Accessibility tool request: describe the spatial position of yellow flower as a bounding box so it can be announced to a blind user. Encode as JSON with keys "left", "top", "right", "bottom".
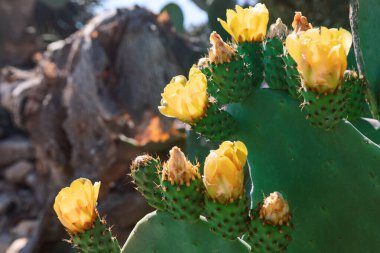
{"left": 162, "top": 146, "right": 200, "bottom": 185}
{"left": 158, "top": 65, "right": 208, "bottom": 123}
{"left": 286, "top": 27, "right": 352, "bottom": 93}
{"left": 218, "top": 4, "right": 269, "bottom": 43}
{"left": 203, "top": 141, "right": 248, "bottom": 203}
{"left": 54, "top": 178, "right": 100, "bottom": 233}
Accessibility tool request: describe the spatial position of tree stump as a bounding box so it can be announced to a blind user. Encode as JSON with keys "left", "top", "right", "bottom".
{"left": 0, "top": 7, "right": 203, "bottom": 252}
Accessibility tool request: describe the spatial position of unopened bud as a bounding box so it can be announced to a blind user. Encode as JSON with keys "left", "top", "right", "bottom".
{"left": 162, "top": 146, "right": 200, "bottom": 185}
{"left": 292, "top": 12, "right": 312, "bottom": 33}
{"left": 208, "top": 31, "right": 236, "bottom": 64}
{"left": 259, "top": 192, "right": 291, "bottom": 225}
{"left": 267, "top": 18, "right": 288, "bottom": 40}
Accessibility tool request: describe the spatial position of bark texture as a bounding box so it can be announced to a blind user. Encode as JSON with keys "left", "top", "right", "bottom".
{"left": 0, "top": 7, "right": 202, "bottom": 252}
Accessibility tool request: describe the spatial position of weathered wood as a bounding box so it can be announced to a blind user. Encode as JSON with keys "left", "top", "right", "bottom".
{"left": 0, "top": 7, "right": 202, "bottom": 252}
{"left": 0, "top": 0, "right": 37, "bottom": 66}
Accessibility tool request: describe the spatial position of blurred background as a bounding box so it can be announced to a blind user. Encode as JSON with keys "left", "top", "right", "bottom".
{"left": 0, "top": 0, "right": 348, "bottom": 252}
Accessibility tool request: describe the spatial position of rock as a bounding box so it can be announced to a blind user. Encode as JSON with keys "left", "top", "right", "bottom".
{"left": 3, "top": 161, "right": 33, "bottom": 184}
{"left": 25, "top": 172, "right": 37, "bottom": 189}
{"left": 0, "top": 107, "right": 16, "bottom": 139}
{"left": 0, "top": 194, "right": 12, "bottom": 214}
{"left": 11, "top": 220, "right": 37, "bottom": 238}
{"left": 0, "top": 138, "right": 34, "bottom": 167}
{"left": 5, "top": 238, "right": 28, "bottom": 253}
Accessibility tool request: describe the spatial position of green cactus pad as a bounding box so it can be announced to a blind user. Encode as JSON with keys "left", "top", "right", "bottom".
{"left": 300, "top": 84, "right": 349, "bottom": 130}
{"left": 130, "top": 155, "right": 166, "bottom": 211}
{"left": 358, "top": 0, "right": 380, "bottom": 106}
{"left": 204, "top": 196, "right": 250, "bottom": 240}
{"left": 264, "top": 38, "right": 287, "bottom": 90}
{"left": 228, "top": 89, "right": 380, "bottom": 252}
{"left": 237, "top": 42, "right": 264, "bottom": 86}
{"left": 200, "top": 67, "right": 230, "bottom": 105}
{"left": 161, "top": 177, "right": 204, "bottom": 223}
{"left": 121, "top": 211, "right": 250, "bottom": 253}
{"left": 191, "top": 103, "right": 237, "bottom": 141}
{"left": 71, "top": 217, "right": 120, "bottom": 253}
{"left": 207, "top": 57, "right": 255, "bottom": 103}
{"left": 344, "top": 71, "right": 366, "bottom": 121}
{"left": 244, "top": 204, "right": 294, "bottom": 253}
{"left": 283, "top": 52, "right": 301, "bottom": 100}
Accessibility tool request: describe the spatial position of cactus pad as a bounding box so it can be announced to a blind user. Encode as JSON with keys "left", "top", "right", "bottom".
{"left": 161, "top": 176, "right": 204, "bottom": 223}
{"left": 245, "top": 203, "right": 294, "bottom": 253}
{"left": 121, "top": 211, "right": 250, "bottom": 253}
{"left": 228, "top": 89, "right": 380, "bottom": 252}
{"left": 204, "top": 196, "right": 249, "bottom": 240}
{"left": 200, "top": 67, "right": 230, "bottom": 105}
{"left": 192, "top": 103, "right": 237, "bottom": 141}
{"left": 71, "top": 217, "right": 120, "bottom": 253}
{"left": 264, "top": 38, "right": 287, "bottom": 90}
{"left": 283, "top": 53, "right": 301, "bottom": 100}
{"left": 345, "top": 71, "right": 366, "bottom": 121}
{"left": 208, "top": 57, "right": 254, "bottom": 103}
{"left": 300, "top": 85, "right": 348, "bottom": 130}
{"left": 130, "top": 155, "right": 166, "bottom": 211}
{"left": 237, "top": 42, "right": 264, "bottom": 86}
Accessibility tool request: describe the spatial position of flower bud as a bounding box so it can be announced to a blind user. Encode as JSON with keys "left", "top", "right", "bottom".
{"left": 197, "top": 57, "right": 209, "bottom": 69}
{"left": 54, "top": 178, "right": 100, "bottom": 233}
{"left": 286, "top": 27, "right": 352, "bottom": 93}
{"left": 162, "top": 146, "right": 200, "bottom": 185}
{"left": 158, "top": 65, "right": 208, "bottom": 123}
{"left": 218, "top": 4, "right": 269, "bottom": 43}
{"left": 259, "top": 192, "right": 291, "bottom": 225}
{"left": 267, "top": 18, "right": 288, "bottom": 40}
{"left": 203, "top": 141, "right": 248, "bottom": 203}
{"left": 292, "top": 12, "right": 312, "bottom": 33}
{"left": 208, "top": 31, "right": 236, "bottom": 64}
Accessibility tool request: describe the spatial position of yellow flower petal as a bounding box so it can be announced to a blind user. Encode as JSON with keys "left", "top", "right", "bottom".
{"left": 285, "top": 33, "right": 301, "bottom": 63}
{"left": 337, "top": 28, "right": 352, "bottom": 55}
{"left": 158, "top": 65, "right": 208, "bottom": 123}
{"left": 203, "top": 141, "right": 247, "bottom": 203}
{"left": 218, "top": 4, "right": 269, "bottom": 42}
{"left": 285, "top": 27, "right": 352, "bottom": 93}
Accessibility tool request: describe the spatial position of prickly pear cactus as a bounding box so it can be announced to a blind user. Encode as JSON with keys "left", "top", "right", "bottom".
{"left": 121, "top": 211, "right": 250, "bottom": 253}
{"left": 54, "top": 2, "right": 380, "bottom": 253}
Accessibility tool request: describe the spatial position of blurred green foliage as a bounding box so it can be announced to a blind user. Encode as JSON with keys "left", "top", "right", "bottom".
{"left": 191, "top": 0, "right": 235, "bottom": 39}
{"left": 161, "top": 3, "right": 185, "bottom": 33}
